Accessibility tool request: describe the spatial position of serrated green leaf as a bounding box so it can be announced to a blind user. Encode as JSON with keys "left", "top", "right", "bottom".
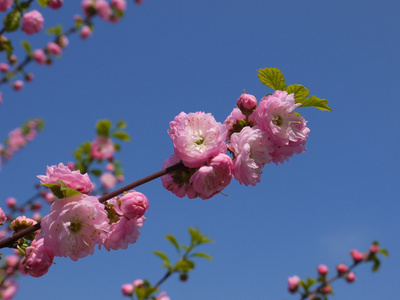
{"left": 116, "top": 120, "right": 127, "bottom": 129}
{"left": 37, "top": 0, "right": 50, "bottom": 7}
{"left": 21, "top": 40, "right": 32, "bottom": 56}
{"left": 113, "top": 131, "right": 131, "bottom": 141}
{"left": 46, "top": 24, "right": 63, "bottom": 36}
{"left": 257, "top": 68, "right": 287, "bottom": 90}
{"left": 165, "top": 234, "right": 180, "bottom": 253}
{"left": 286, "top": 84, "right": 310, "bottom": 103}
{"left": 190, "top": 252, "right": 213, "bottom": 261}
{"left": 4, "top": 10, "right": 21, "bottom": 33}
{"left": 379, "top": 248, "right": 389, "bottom": 257}
{"left": 174, "top": 259, "right": 195, "bottom": 272}
{"left": 96, "top": 120, "right": 112, "bottom": 137}
{"left": 298, "top": 95, "right": 332, "bottom": 112}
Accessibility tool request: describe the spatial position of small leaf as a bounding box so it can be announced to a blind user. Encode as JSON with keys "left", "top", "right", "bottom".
{"left": 37, "top": 0, "right": 50, "bottom": 7}
{"left": 96, "top": 120, "right": 112, "bottom": 137}
{"left": 379, "top": 248, "right": 389, "bottom": 257}
{"left": 298, "top": 95, "right": 332, "bottom": 112}
{"left": 4, "top": 10, "right": 21, "bottom": 32}
{"left": 286, "top": 84, "right": 310, "bottom": 103}
{"left": 46, "top": 24, "right": 63, "bottom": 36}
{"left": 116, "top": 120, "right": 127, "bottom": 129}
{"left": 306, "top": 277, "right": 316, "bottom": 287}
{"left": 257, "top": 68, "right": 287, "bottom": 91}
{"left": 165, "top": 234, "right": 180, "bottom": 253}
{"left": 41, "top": 183, "right": 63, "bottom": 199}
{"left": 152, "top": 250, "right": 170, "bottom": 268}
{"left": 174, "top": 259, "right": 195, "bottom": 272}
{"left": 190, "top": 252, "right": 213, "bottom": 261}
{"left": 19, "top": 1, "right": 31, "bottom": 9}
{"left": 372, "top": 256, "right": 381, "bottom": 272}
{"left": 21, "top": 40, "right": 32, "bottom": 56}
{"left": 113, "top": 131, "right": 131, "bottom": 141}
{"left": 188, "top": 227, "right": 201, "bottom": 244}
{"left": 90, "top": 169, "right": 102, "bottom": 177}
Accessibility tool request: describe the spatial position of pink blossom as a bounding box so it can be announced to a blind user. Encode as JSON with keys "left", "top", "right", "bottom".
{"left": 370, "top": 244, "right": 379, "bottom": 253}
{"left": 6, "top": 197, "right": 16, "bottom": 208}
{"left": 121, "top": 283, "right": 134, "bottom": 296}
{"left": 33, "top": 49, "right": 46, "bottom": 65}
{"left": 317, "top": 264, "right": 329, "bottom": 275}
{"left": 48, "top": 0, "right": 63, "bottom": 9}
{"left": 336, "top": 263, "right": 348, "bottom": 275}
{"left": 0, "top": 63, "right": 9, "bottom": 72}
{"left": 287, "top": 275, "right": 300, "bottom": 293}
{"left": 156, "top": 291, "right": 170, "bottom": 300}
{"left": 91, "top": 136, "right": 114, "bottom": 160}
{"left": 80, "top": 25, "right": 92, "bottom": 40}
{"left": 0, "top": 207, "right": 6, "bottom": 225}
{"left": 133, "top": 279, "right": 144, "bottom": 287}
{"left": 5, "top": 255, "right": 19, "bottom": 267}
{"left": 0, "top": 278, "right": 18, "bottom": 300}
{"left": 102, "top": 216, "right": 144, "bottom": 251}
{"left": 161, "top": 154, "right": 197, "bottom": 199}
{"left": 41, "top": 194, "right": 110, "bottom": 261}
{"left": 350, "top": 249, "right": 364, "bottom": 263}
{"left": 190, "top": 153, "right": 234, "bottom": 199}
{"left": 10, "top": 216, "right": 37, "bottom": 232}
{"left": 66, "top": 161, "right": 75, "bottom": 170}
{"left": 47, "top": 42, "right": 62, "bottom": 56}
{"left": 106, "top": 163, "right": 114, "bottom": 172}
{"left": 100, "top": 172, "right": 117, "bottom": 189}
{"left": 346, "top": 272, "right": 356, "bottom": 282}
{"left": 116, "top": 191, "right": 149, "bottom": 220}
{"left": 224, "top": 108, "right": 246, "bottom": 134}
{"left": 8, "top": 128, "right": 26, "bottom": 151}
{"left": 58, "top": 35, "right": 69, "bottom": 48}
{"left": 24, "top": 233, "right": 54, "bottom": 277}
{"left": 96, "top": 0, "right": 112, "bottom": 21}
{"left": 82, "top": 0, "right": 95, "bottom": 17}
{"left": 112, "top": 0, "right": 127, "bottom": 11}
{"left": 237, "top": 93, "right": 257, "bottom": 112}
{"left": 38, "top": 162, "right": 94, "bottom": 195}
{"left": 229, "top": 126, "right": 273, "bottom": 186}
{"left": 168, "top": 111, "right": 227, "bottom": 168}
{"left": 13, "top": 80, "right": 24, "bottom": 91}
{"left": 0, "top": 0, "right": 12, "bottom": 12}
{"left": 22, "top": 10, "right": 44, "bottom": 35}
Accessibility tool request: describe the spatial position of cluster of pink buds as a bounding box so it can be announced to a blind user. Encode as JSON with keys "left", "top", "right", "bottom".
{"left": 82, "top": 0, "right": 127, "bottom": 23}
{"left": 162, "top": 90, "right": 309, "bottom": 199}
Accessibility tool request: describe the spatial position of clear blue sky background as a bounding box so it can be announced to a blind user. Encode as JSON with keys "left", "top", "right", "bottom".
{"left": 0, "top": 1, "right": 399, "bottom": 299}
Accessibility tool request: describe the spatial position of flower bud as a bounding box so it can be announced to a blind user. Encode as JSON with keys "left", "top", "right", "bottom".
{"left": 12, "top": 80, "right": 24, "bottom": 91}
{"left": 317, "top": 264, "right": 329, "bottom": 276}
{"left": 369, "top": 244, "right": 379, "bottom": 254}
{"left": 180, "top": 273, "right": 188, "bottom": 282}
{"left": 0, "top": 63, "right": 9, "bottom": 72}
{"left": 346, "top": 272, "right": 356, "bottom": 283}
{"left": 350, "top": 249, "right": 364, "bottom": 263}
{"left": 121, "top": 283, "right": 134, "bottom": 296}
{"left": 336, "top": 263, "right": 348, "bottom": 275}
{"left": 237, "top": 93, "right": 257, "bottom": 112}
{"left": 25, "top": 73, "right": 34, "bottom": 82}
{"left": 287, "top": 275, "right": 300, "bottom": 293}
{"left": 22, "top": 10, "right": 44, "bottom": 35}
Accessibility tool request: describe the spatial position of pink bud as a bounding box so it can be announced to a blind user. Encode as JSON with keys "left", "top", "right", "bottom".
{"left": 287, "top": 275, "right": 300, "bottom": 293}
{"left": 47, "top": 42, "right": 62, "bottom": 56}
{"left": 0, "top": 63, "right": 9, "bottom": 72}
{"left": 346, "top": 272, "right": 356, "bottom": 283}
{"left": 33, "top": 49, "right": 46, "bottom": 65}
{"left": 133, "top": 279, "right": 144, "bottom": 287}
{"left": 48, "top": 0, "right": 63, "bottom": 9}
{"left": 237, "top": 93, "right": 257, "bottom": 111}
{"left": 317, "top": 264, "right": 329, "bottom": 275}
{"left": 9, "top": 54, "right": 17, "bottom": 65}
{"left": 0, "top": 0, "right": 13, "bottom": 12}
{"left": 370, "top": 244, "right": 379, "bottom": 254}
{"left": 121, "top": 284, "right": 134, "bottom": 296}
{"left": 58, "top": 35, "right": 69, "bottom": 49}
{"left": 25, "top": 73, "right": 34, "bottom": 82}
{"left": 12, "top": 80, "right": 24, "bottom": 91}
{"left": 350, "top": 249, "right": 364, "bottom": 263}
{"left": 336, "top": 263, "right": 348, "bottom": 275}
{"left": 135, "top": 0, "right": 144, "bottom": 3}
{"left": 0, "top": 207, "right": 7, "bottom": 225}
{"left": 80, "top": 25, "right": 92, "bottom": 40}
{"left": 322, "top": 285, "right": 332, "bottom": 294}
{"left": 22, "top": 10, "right": 44, "bottom": 35}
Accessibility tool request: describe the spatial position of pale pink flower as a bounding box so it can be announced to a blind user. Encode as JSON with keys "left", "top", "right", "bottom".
{"left": 80, "top": 25, "right": 92, "bottom": 40}
{"left": 47, "top": 42, "right": 62, "bottom": 56}
{"left": 190, "top": 153, "right": 234, "bottom": 199}
{"left": 317, "top": 264, "right": 329, "bottom": 275}
{"left": 0, "top": 229, "right": 7, "bottom": 239}
{"left": 224, "top": 108, "right": 246, "bottom": 134}
{"left": 82, "top": 0, "right": 95, "bottom": 17}
{"left": 38, "top": 163, "right": 94, "bottom": 195}
{"left": 102, "top": 216, "right": 144, "bottom": 251}
{"left": 161, "top": 154, "right": 197, "bottom": 199}
{"left": 156, "top": 291, "right": 170, "bottom": 300}
{"left": 0, "top": 0, "right": 12, "bottom": 12}
{"left": 0, "top": 278, "right": 18, "bottom": 300}
{"left": 22, "top": 10, "right": 44, "bottom": 35}
{"left": 91, "top": 136, "right": 114, "bottom": 159}
{"left": 0, "top": 207, "right": 7, "bottom": 225}
{"left": 58, "top": 35, "right": 69, "bottom": 48}
{"left": 237, "top": 93, "right": 257, "bottom": 112}
{"left": 66, "top": 161, "right": 75, "bottom": 170}
{"left": 288, "top": 275, "right": 300, "bottom": 293}
{"left": 24, "top": 233, "right": 54, "bottom": 277}
{"left": 350, "top": 249, "right": 364, "bottom": 262}
{"left": 5, "top": 255, "right": 19, "bottom": 268}
{"left": 13, "top": 80, "right": 24, "bottom": 91}
{"left": 168, "top": 111, "right": 227, "bottom": 168}
{"left": 106, "top": 163, "right": 114, "bottom": 172}
{"left": 33, "top": 49, "right": 46, "bottom": 64}
{"left": 229, "top": 126, "right": 273, "bottom": 186}
{"left": 100, "top": 172, "right": 117, "bottom": 189}
{"left": 41, "top": 194, "right": 110, "bottom": 261}
{"left": 48, "top": 0, "right": 63, "bottom": 9}
{"left": 133, "top": 279, "right": 144, "bottom": 287}
{"left": 96, "top": 0, "right": 112, "bottom": 21}
{"left": 115, "top": 191, "right": 149, "bottom": 220}
{"left": 121, "top": 283, "right": 134, "bottom": 296}
{"left": 8, "top": 128, "right": 25, "bottom": 151}
{"left": 112, "top": 0, "right": 127, "bottom": 11}
{"left": 0, "top": 63, "right": 9, "bottom": 72}
{"left": 10, "top": 216, "right": 37, "bottom": 232}
{"left": 336, "top": 263, "right": 348, "bottom": 275}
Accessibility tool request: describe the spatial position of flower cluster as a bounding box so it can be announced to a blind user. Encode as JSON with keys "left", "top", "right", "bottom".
{"left": 162, "top": 91, "right": 310, "bottom": 199}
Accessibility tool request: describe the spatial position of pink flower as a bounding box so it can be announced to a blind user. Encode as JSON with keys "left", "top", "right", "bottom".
{"left": 100, "top": 172, "right": 117, "bottom": 189}
{"left": 317, "top": 264, "right": 329, "bottom": 275}
{"left": 168, "top": 111, "right": 227, "bottom": 168}
{"left": 350, "top": 249, "right": 364, "bottom": 263}
{"left": 112, "top": 0, "right": 127, "bottom": 11}
{"left": 6, "top": 197, "right": 16, "bottom": 208}
{"left": 13, "top": 80, "right": 24, "bottom": 91}
{"left": 190, "top": 153, "right": 234, "bottom": 199}
{"left": 102, "top": 216, "right": 144, "bottom": 251}
{"left": 0, "top": 279, "right": 18, "bottom": 300}
{"left": 0, "top": 63, "right": 9, "bottom": 72}
{"left": 48, "top": 0, "right": 63, "bottom": 9}
{"left": 346, "top": 272, "right": 356, "bottom": 283}
{"left": 58, "top": 35, "right": 69, "bottom": 48}
{"left": 41, "top": 194, "right": 110, "bottom": 261}
{"left": 33, "top": 49, "right": 46, "bottom": 64}
{"left": 121, "top": 283, "right": 134, "bottom": 296}
{"left": 117, "top": 190, "right": 149, "bottom": 220}
{"left": 47, "top": 42, "right": 62, "bottom": 56}
{"left": 0, "top": 207, "right": 6, "bottom": 225}
{"left": 82, "top": 0, "right": 95, "bottom": 17}
{"left": 287, "top": 275, "right": 300, "bottom": 293}
{"left": 91, "top": 136, "right": 114, "bottom": 159}
{"left": 24, "top": 233, "right": 54, "bottom": 277}
{"left": 237, "top": 93, "right": 257, "bottom": 112}
{"left": 133, "top": 279, "right": 144, "bottom": 287}
{"left": 229, "top": 126, "right": 273, "bottom": 186}
{"left": 156, "top": 291, "right": 170, "bottom": 300}
{"left": 80, "top": 25, "right": 92, "bottom": 40}
{"left": 224, "top": 108, "right": 247, "bottom": 135}
{"left": 22, "top": 10, "right": 44, "bottom": 35}
{"left": 96, "top": 0, "right": 112, "bottom": 21}
{"left": 7, "top": 128, "right": 25, "bottom": 151}
{"left": 38, "top": 162, "right": 94, "bottom": 195}
{"left": 10, "top": 216, "right": 37, "bottom": 232}
{"left": 161, "top": 154, "right": 197, "bottom": 199}
{"left": 370, "top": 244, "right": 379, "bottom": 253}
{"left": 336, "top": 263, "right": 348, "bottom": 275}
{"left": 0, "top": 0, "right": 12, "bottom": 12}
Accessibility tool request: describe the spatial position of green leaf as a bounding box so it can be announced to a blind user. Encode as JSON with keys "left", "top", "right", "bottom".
{"left": 0, "top": 39, "right": 13, "bottom": 57}
{"left": 21, "top": 40, "right": 32, "bottom": 56}
{"left": 165, "top": 234, "right": 180, "bottom": 253}
{"left": 57, "top": 180, "right": 82, "bottom": 198}
{"left": 286, "top": 84, "right": 310, "bottom": 103}
{"left": 19, "top": 1, "right": 31, "bottom": 9}
{"left": 379, "top": 248, "right": 389, "bottom": 257}
{"left": 174, "top": 259, "right": 195, "bottom": 272}
{"left": 90, "top": 169, "right": 102, "bottom": 177}
{"left": 114, "top": 143, "right": 121, "bottom": 151}
{"left": 41, "top": 183, "right": 63, "bottom": 199}
{"left": 152, "top": 250, "right": 170, "bottom": 268}
{"left": 46, "top": 24, "right": 63, "bottom": 36}
{"left": 190, "top": 252, "right": 213, "bottom": 261}
{"left": 298, "top": 95, "right": 332, "bottom": 112}
{"left": 37, "top": 0, "right": 50, "bottom": 7}
{"left": 257, "top": 68, "right": 287, "bottom": 90}
{"left": 306, "top": 277, "right": 316, "bottom": 287}
{"left": 4, "top": 10, "right": 21, "bottom": 33}
{"left": 188, "top": 227, "right": 201, "bottom": 245}
{"left": 116, "top": 120, "right": 127, "bottom": 129}
{"left": 113, "top": 131, "right": 131, "bottom": 141}
{"left": 96, "top": 120, "right": 112, "bottom": 137}
{"left": 372, "top": 256, "right": 381, "bottom": 272}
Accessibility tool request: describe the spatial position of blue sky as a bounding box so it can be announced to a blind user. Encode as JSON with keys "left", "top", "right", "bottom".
{"left": 0, "top": 0, "right": 399, "bottom": 299}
